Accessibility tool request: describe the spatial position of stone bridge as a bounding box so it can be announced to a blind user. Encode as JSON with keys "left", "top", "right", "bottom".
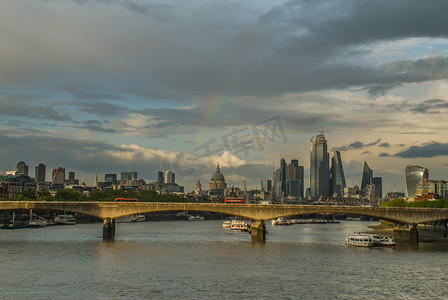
{"left": 1, "top": 201, "right": 448, "bottom": 241}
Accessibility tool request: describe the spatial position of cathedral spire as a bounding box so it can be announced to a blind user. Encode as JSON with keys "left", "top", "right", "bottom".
{"left": 216, "top": 162, "right": 220, "bottom": 173}
{"left": 94, "top": 169, "right": 98, "bottom": 188}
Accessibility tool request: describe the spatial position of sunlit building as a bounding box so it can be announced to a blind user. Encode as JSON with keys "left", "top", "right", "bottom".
{"left": 405, "top": 165, "right": 429, "bottom": 198}
{"left": 209, "top": 163, "right": 227, "bottom": 197}
{"left": 310, "top": 132, "right": 329, "bottom": 200}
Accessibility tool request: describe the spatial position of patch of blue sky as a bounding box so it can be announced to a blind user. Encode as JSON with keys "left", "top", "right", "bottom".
{"left": 338, "top": 37, "right": 448, "bottom": 67}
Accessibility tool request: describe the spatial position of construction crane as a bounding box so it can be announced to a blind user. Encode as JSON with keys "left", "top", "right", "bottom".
{"left": 51, "top": 164, "right": 60, "bottom": 184}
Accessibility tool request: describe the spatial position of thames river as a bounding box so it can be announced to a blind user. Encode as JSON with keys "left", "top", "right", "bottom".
{"left": 1, "top": 219, "right": 447, "bottom": 299}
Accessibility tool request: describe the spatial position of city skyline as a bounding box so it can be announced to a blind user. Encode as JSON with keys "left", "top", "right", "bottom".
{"left": 1, "top": 1, "right": 448, "bottom": 192}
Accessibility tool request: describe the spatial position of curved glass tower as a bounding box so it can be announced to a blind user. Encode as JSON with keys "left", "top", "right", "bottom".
{"left": 330, "top": 151, "right": 346, "bottom": 197}
{"left": 405, "top": 165, "right": 429, "bottom": 198}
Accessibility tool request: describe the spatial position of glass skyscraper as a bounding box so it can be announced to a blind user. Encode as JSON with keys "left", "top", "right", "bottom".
{"left": 330, "top": 151, "right": 346, "bottom": 197}
{"left": 361, "top": 161, "right": 373, "bottom": 190}
{"left": 405, "top": 165, "right": 429, "bottom": 198}
{"left": 310, "top": 132, "right": 329, "bottom": 200}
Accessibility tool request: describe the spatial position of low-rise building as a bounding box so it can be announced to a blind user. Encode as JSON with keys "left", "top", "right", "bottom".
{"left": 0, "top": 174, "right": 37, "bottom": 200}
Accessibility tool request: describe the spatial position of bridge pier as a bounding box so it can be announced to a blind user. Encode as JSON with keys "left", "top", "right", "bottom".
{"left": 394, "top": 223, "right": 419, "bottom": 246}
{"left": 103, "top": 217, "right": 115, "bottom": 241}
{"left": 251, "top": 220, "right": 266, "bottom": 241}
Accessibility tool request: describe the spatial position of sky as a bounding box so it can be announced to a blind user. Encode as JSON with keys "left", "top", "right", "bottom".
{"left": 1, "top": 0, "right": 448, "bottom": 194}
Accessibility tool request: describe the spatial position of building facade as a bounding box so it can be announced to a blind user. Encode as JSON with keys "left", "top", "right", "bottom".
{"left": 121, "top": 171, "right": 138, "bottom": 181}
{"left": 17, "top": 161, "right": 29, "bottom": 176}
{"left": 105, "top": 173, "right": 117, "bottom": 185}
{"left": 35, "top": 163, "right": 46, "bottom": 184}
{"left": 310, "top": 132, "right": 330, "bottom": 200}
{"left": 209, "top": 163, "right": 227, "bottom": 197}
{"left": 405, "top": 165, "right": 429, "bottom": 198}
{"left": 330, "top": 151, "right": 346, "bottom": 197}
{"left": 0, "top": 174, "right": 37, "bottom": 200}
{"left": 361, "top": 161, "right": 373, "bottom": 190}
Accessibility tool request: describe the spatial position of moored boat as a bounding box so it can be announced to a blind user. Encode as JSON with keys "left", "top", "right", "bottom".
{"left": 54, "top": 214, "right": 77, "bottom": 225}
{"left": 188, "top": 215, "right": 205, "bottom": 221}
{"left": 28, "top": 219, "right": 47, "bottom": 228}
{"left": 115, "top": 215, "right": 146, "bottom": 223}
{"left": 271, "top": 217, "right": 293, "bottom": 226}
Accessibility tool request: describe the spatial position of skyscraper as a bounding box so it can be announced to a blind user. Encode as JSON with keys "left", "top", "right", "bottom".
{"left": 310, "top": 132, "right": 330, "bottom": 200}
{"left": 372, "top": 177, "right": 382, "bottom": 198}
{"left": 280, "top": 158, "right": 287, "bottom": 196}
{"left": 52, "top": 166, "right": 65, "bottom": 185}
{"left": 330, "top": 151, "right": 346, "bottom": 197}
{"left": 105, "top": 173, "right": 117, "bottom": 185}
{"left": 361, "top": 161, "right": 373, "bottom": 190}
{"left": 157, "top": 171, "right": 164, "bottom": 185}
{"left": 261, "top": 180, "right": 272, "bottom": 192}
{"left": 286, "top": 160, "right": 304, "bottom": 198}
{"left": 405, "top": 165, "right": 429, "bottom": 198}
{"left": 17, "top": 161, "right": 29, "bottom": 176}
{"left": 35, "top": 163, "right": 46, "bottom": 184}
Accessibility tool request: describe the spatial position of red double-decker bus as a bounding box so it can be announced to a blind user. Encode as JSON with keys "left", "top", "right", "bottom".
{"left": 224, "top": 197, "right": 245, "bottom": 204}
{"left": 114, "top": 198, "right": 139, "bottom": 203}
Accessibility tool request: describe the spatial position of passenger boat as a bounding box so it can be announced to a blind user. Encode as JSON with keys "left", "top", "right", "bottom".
{"left": 115, "top": 215, "right": 146, "bottom": 223}
{"left": 230, "top": 220, "right": 249, "bottom": 232}
{"left": 54, "top": 214, "right": 77, "bottom": 225}
{"left": 345, "top": 233, "right": 374, "bottom": 247}
{"left": 188, "top": 215, "right": 205, "bottom": 221}
{"left": 370, "top": 234, "right": 396, "bottom": 247}
{"left": 271, "top": 218, "right": 293, "bottom": 226}
{"left": 222, "top": 221, "right": 232, "bottom": 228}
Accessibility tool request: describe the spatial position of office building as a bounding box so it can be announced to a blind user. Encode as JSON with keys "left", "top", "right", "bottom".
{"left": 372, "top": 177, "right": 382, "bottom": 198}
{"left": 330, "top": 151, "right": 346, "bottom": 197}
{"left": 121, "top": 171, "right": 138, "bottom": 181}
{"left": 405, "top": 165, "right": 429, "bottom": 198}
{"left": 17, "top": 161, "right": 29, "bottom": 176}
{"left": 361, "top": 162, "right": 373, "bottom": 190}
{"left": 157, "top": 172, "right": 164, "bottom": 185}
{"left": 52, "top": 167, "right": 65, "bottom": 185}
{"left": 105, "top": 174, "right": 117, "bottom": 185}
{"left": 164, "top": 171, "right": 175, "bottom": 184}
{"left": 66, "top": 171, "right": 79, "bottom": 185}
{"left": 310, "top": 132, "right": 330, "bottom": 200}
{"left": 286, "top": 160, "right": 304, "bottom": 198}
{"left": 261, "top": 180, "right": 272, "bottom": 193}
{"left": 35, "top": 163, "right": 46, "bottom": 184}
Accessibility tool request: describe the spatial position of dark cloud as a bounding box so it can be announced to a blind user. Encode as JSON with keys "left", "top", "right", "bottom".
{"left": 379, "top": 152, "right": 390, "bottom": 157}
{"left": 56, "top": 83, "right": 125, "bottom": 101}
{"left": 408, "top": 99, "right": 448, "bottom": 114}
{"left": 2, "top": 0, "right": 448, "bottom": 101}
{"left": 332, "top": 139, "right": 381, "bottom": 151}
{"left": 379, "top": 143, "right": 390, "bottom": 148}
{"left": 394, "top": 142, "right": 448, "bottom": 158}
{"left": 0, "top": 95, "right": 72, "bottom": 121}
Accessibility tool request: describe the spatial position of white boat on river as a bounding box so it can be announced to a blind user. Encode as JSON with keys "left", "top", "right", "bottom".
{"left": 345, "top": 233, "right": 374, "bottom": 247}
{"left": 345, "top": 233, "right": 396, "bottom": 247}
{"left": 54, "top": 214, "right": 77, "bottom": 225}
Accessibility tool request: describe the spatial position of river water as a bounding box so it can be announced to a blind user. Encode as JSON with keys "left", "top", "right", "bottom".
{"left": 1, "top": 219, "right": 447, "bottom": 299}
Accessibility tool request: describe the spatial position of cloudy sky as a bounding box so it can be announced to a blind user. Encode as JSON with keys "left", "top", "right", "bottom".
{"left": 1, "top": 0, "right": 448, "bottom": 193}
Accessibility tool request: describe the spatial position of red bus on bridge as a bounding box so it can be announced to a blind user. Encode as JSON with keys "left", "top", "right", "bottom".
{"left": 224, "top": 197, "right": 245, "bottom": 204}
{"left": 114, "top": 198, "right": 139, "bottom": 203}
